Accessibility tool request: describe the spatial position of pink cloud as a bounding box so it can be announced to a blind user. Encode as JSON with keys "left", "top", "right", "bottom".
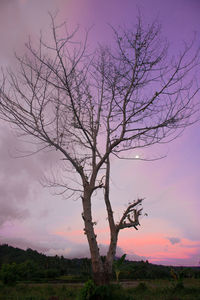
{"left": 117, "top": 232, "right": 200, "bottom": 266}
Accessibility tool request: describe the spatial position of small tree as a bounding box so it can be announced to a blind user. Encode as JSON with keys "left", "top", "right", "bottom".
{"left": 0, "top": 15, "right": 199, "bottom": 285}
{"left": 114, "top": 254, "right": 126, "bottom": 282}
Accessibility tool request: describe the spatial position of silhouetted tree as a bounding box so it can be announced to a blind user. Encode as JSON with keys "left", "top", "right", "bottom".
{"left": 0, "top": 15, "right": 199, "bottom": 285}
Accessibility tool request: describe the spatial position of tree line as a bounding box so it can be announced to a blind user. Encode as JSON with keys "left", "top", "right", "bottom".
{"left": 0, "top": 244, "right": 199, "bottom": 285}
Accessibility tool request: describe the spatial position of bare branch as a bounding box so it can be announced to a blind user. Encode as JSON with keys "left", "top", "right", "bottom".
{"left": 117, "top": 198, "right": 144, "bottom": 231}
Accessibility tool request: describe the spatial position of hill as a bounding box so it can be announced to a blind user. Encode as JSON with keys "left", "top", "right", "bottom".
{"left": 0, "top": 244, "right": 199, "bottom": 284}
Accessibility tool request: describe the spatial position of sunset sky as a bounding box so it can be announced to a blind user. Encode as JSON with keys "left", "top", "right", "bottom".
{"left": 0, "top": 0, "right": 200, "bottom": 266}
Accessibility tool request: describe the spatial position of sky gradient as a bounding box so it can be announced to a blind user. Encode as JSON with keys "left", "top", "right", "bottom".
{"left": 0, "top": 0, "right": 200, "bottom": 266}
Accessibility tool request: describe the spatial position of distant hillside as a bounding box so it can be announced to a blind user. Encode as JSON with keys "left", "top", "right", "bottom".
{"left": 0, "top": 244, "right": 91, "bottom": 276}
{"left": 0, "top": 244, "right": 47, "bottom": 265}
{"left": 0, "top": 244, "right": 199, "bottom": 283}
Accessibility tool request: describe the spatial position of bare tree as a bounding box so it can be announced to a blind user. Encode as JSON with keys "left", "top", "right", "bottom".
{"left": 0, "top": 15, "right": 199, "bottom": 285}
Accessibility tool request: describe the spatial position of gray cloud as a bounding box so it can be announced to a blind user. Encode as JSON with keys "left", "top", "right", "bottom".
{"left": 167, "top": 237, "right": 181, "bottom": 245}
{"left": 0, "top": 199, "right": 29, "bottom": 226}
{"left": 0, "top": 236, "right": 49, "bottom": 253}
{"left": 0, "top": 125, "right": 60, "bottom": 226}
{"left": 41, "top": 240, "right": 125, "bottom": 259}
{"left": 126, "top": 252, "right": 147, "bottom": 262}
{"left": 45, "top": 242, "right": 146, "bottom": 261}
{"left": 0, "top": 128, "right": 33, "bottom": 224}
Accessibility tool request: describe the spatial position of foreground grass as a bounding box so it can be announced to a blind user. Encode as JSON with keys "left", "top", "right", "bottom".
{"left": 0, "top": 279, "right": 199, "bottom": 300}
{"left": 0, "top": 283, "right": 78, "bottom": 300}
{"left": 126, "top": 280, "right": 200, "bottom": 300}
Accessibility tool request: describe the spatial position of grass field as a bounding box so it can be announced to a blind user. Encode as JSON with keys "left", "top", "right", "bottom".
{"left": 0, "top": 278, "right": 199, "bottom": 300}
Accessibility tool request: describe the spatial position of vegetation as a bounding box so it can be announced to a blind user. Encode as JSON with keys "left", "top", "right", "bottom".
{"left": 0, "top": 244, "right": 200, "bottom": 285}
{"left": 0, "top": 244, "right": 92, "bottom": 283}
{"left": 0, "top": 245, "right": 200, "bottom": 299}
{"left": 0, "top": 13, "right": 199, "bottom": 285}
{"left": 113, "top": 254, "right": 126, "bottom": 282}
{"left": 0, "top": 279, "right": 199, "bottom": 300}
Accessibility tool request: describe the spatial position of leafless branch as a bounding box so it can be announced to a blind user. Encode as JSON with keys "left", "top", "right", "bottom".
{"left": 117, "top": 198, "right": 144, "bottom": 231}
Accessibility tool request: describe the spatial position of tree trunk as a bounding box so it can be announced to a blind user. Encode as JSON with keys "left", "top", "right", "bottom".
{"left": 82, "top": 187, "right": 106, "bottom": 285}
{"left": 93, "top": 269, "right": 110, "bottom": 285}
{"left": 104, "top": 230, "right": 118, "bottom": 282}
{"left": 102, "top": 157, "right": 119, "bottom": 284}
{"left": 82, "top": 185, "right": 119, "bottom": 285}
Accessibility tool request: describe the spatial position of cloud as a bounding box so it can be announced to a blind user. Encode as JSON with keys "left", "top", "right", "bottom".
{"left": 0, "top": 201, "right": 29, "bottom": 226}
{"left": 46, "top": 242, "right": 126, "bottom": 259}
{"left": 0, "top": 236, "right": 49, "bottom": 253}
{"left": 0, "top": 128, "right": 33, "bottom": 225}
{"left": 167, "top": 237, "right": 181, "bottom": 245}
{"left": 0, "top": 231, "right": 146, "bottom": 262}
{"left": 0, "top": 125, "right": 60, "bottom": 226}
{"left": 151, "top": 255, "right": 200, "bottom": 267}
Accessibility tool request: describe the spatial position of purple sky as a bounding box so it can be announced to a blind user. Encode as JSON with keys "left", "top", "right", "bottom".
{"left": 0, "top": 0, "right": 200, "bottom": 266}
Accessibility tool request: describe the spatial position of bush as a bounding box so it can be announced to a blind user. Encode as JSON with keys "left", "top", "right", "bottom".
{"left": 0, "top": 263, "right": 18, "bottom": 286}
{"left": 79, "top": 279, "right": 96, "bottom": 299}
{"left": 79, "top": 280, "right": 133, "bottom": 300}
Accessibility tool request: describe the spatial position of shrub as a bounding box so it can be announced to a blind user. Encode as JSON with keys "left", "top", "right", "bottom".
{"left": 79, "top": 280, "right": 133, "bottom": 300}
{"left": 0, "top": 263, "right": 18, "bottom": 286}
{"left": 79, "top": 279, "right": 96, "bottom": 299}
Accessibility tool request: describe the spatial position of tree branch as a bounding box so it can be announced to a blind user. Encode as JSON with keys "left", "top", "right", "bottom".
{"left": 117, "top": 198, "right": 144, "bottom": 231}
